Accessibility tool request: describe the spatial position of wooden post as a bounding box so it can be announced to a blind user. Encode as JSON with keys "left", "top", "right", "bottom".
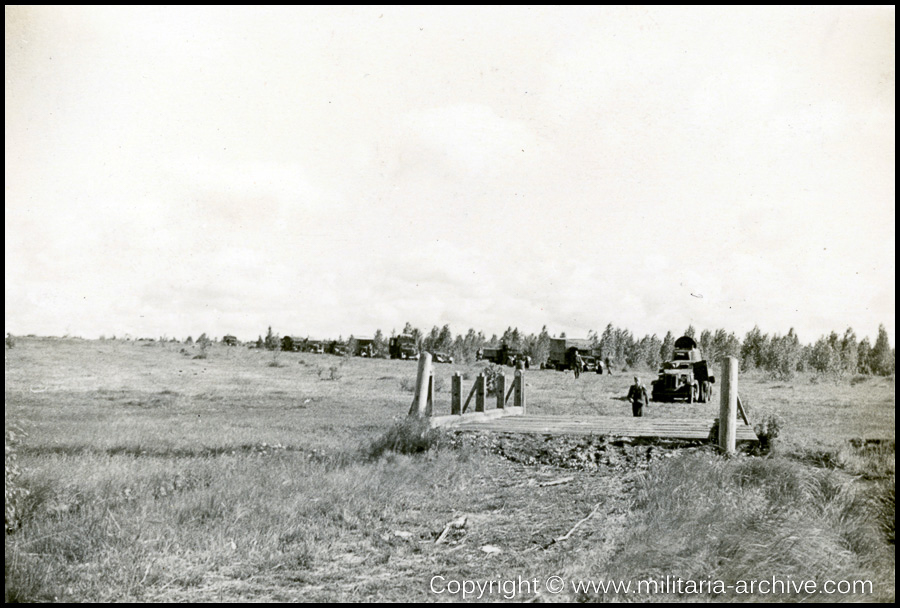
{"left": 515, "top": 369, "right": 526, "bottom": 413}
{"left": 426, "top": 369, "right": 434, "bottom": 417}
{"left": 475, "top": 373, "right": 486, "bottom": 412}
{"left": 496, "top": 374, "right": 506, "bottom": 409}
{"left": 451, "top": 373, "right": 462, "bottom": 415}
{"left": 718, "top": 356, "right": 738, "bottom": 454}
{"left": 408, "top": 352, "right": 433, "bottom": 417}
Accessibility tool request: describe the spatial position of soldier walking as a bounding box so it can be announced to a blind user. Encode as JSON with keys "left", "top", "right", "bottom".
{"left": 573, "top": 352, "right": 583, "bottom": 379}
{"left": 627, "top": 376, "right": 649, "bottom": 417}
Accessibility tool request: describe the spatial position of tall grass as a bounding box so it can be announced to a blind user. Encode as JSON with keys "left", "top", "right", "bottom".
{"left": 564, "top": 450, "right": 894, "bottom": 601}
{"left": 5, "top": 448, "right": 477, "bottom": 602}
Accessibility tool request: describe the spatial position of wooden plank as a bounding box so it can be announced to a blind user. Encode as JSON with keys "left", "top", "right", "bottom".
{"left": 447, "top": 413, "right": 759, "bottom": 442}
{"left": 737, "top": 395, "right": 750, "bottom": 426}
{"left": 461, "top": 381, "right": 477, "bottom": 414}
{"left": 431, "top": 407, "right": 524, "bottom": 428}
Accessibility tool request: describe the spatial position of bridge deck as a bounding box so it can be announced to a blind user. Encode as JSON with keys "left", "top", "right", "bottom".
{"left": 447, "top": 413, "right": 758, "bottom": 442}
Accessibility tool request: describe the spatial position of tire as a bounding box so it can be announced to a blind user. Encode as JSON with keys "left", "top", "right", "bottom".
{"left": 688, "top": 383, "right": 697, "bottom": 404}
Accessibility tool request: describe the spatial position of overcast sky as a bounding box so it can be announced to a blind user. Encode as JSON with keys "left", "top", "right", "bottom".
{"left": 5, "top": 6, "right": 895, "bottom": 344}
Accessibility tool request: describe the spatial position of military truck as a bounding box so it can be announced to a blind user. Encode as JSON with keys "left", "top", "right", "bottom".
{"left": 545, "top": 338, "right": 600, "bottom": 372}
{"left": 476, "top": 343, "right": 530, "bottom": 368}
{"left": 650, "top": 336, "right": 715, "bottom": 403}
{"left": 389, "top": 334, "right": 418, "bottom": 360}
{"left": 353, "top": 337, "right": 375, "bottom": 357}
{"left": 302, "top": 339, "right": 325, "bottom": 354}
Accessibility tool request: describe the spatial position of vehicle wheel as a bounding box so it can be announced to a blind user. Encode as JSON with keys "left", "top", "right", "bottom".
{"left": 703, "top": 381, "right": 712, "bottom": 403}
{"left": 689, "top": 383, "right": 697, "bottom": 404}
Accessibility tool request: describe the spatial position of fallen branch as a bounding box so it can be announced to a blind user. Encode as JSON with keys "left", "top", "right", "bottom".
{"left": 543, "top": 501, "right": 603, "bottom": 549}
{"left": 538, "top": 476, "right": 574, "bottom": 487}
{"left": 435, "top": 515, "right": 467, "bottom": 544}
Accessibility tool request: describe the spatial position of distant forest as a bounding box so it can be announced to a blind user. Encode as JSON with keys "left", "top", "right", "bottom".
{"left": 259, "top": 322, "right": 895, "bottom": 379}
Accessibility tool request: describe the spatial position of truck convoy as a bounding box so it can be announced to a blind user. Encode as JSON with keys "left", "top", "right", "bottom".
{"left": 650, "top": 336, "right": 715, "bottom": 403}
{"left": 545, "top": 338, "right": 603, "bottom": 372}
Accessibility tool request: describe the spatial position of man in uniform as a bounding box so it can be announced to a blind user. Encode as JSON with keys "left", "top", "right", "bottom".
{"left": 627, "top": 376, "right": 649, "bottom": 417}
{"left": 573, "top": 352, "right": 583, "bottom": 379}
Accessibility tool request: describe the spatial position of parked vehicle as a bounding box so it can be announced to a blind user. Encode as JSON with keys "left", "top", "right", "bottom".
{"left": 545, "top": 338, "right": 599, "bottom": 372}
{"left": 389, "top": 334, "right": 418, "bottom": 360}
{"left": 432, "top": 351, "right": 453, "bottom": 364}
{"left": 650, "top": 336, "right": 715, "bottom": 403}
{"left": 353, "top": 338, "right": 375, "bottom": 357}
{"left": 476, "top": 343, "right": 530, "bottom": 368}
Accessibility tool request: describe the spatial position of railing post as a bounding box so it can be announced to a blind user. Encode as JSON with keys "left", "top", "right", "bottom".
{"left": 426, "top": 369, "right": 434, "bottom": 417}
{"left": 515, "top": 369, "right": 526, "bottom": 413}
{"left": 451, "top": 372, "right": 462, "bottom": 415}
{"left": 408, "top": 352, "right": 433, "bottom": 417}
{"left": 475, "top": 373, "right": 486, "bottom": 413}
{"left": 718, "top": 356, "right": 737, "bottom": 454}
{"left": 496, "top": 374, "right": 506, "bottom": 409}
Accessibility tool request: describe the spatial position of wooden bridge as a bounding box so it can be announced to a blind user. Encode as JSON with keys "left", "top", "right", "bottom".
{"left": 409, "top": 354, "right": 758, "bottom": 448}
{"left": 434, "top": 410, "right": 758, "bottom": 443}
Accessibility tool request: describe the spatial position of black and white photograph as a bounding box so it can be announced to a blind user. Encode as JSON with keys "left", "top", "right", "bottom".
{"left": 5, "top": 6, "right": 894, "bottom": 602}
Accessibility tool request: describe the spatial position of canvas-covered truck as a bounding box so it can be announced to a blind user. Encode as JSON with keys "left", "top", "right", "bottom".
{"left": 476, "top": 344, "right": 530, "bottom": 368}
{"left": 650, "top": 336, "right": 715, "bottom": 403}
{"left": 545, "top": 338, "right": 602, "bottom": 372}
{"left": 353, "top": 337, "right": 375, "bottom": 357}
{"left": 389, "top": 334, "right": 418, "bottom": 360}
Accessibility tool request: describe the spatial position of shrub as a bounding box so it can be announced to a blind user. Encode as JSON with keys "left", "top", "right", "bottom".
{"left": 318, "top": 365, "right": 342, "bottom": 381}
{"left": 754, "top": 413, "right": 783, "bottom": 451}
{"left": 482, "top": 364, "right": 506, "bottom": 396}
{"left": 6, "top": 333, "right": 16, "bottom": 348}
{"left": 365, "top": 417, "right": 447, "bottom": 459}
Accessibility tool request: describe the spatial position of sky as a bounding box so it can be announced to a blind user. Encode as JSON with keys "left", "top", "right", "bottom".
{"left": 5, "top": 6, "right": 895, "bottom": 344}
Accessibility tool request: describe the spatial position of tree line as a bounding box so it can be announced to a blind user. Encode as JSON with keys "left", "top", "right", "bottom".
{"left": 360, "top": 322, "right": 894, "bottom": 379}
{"left": 234, "top": 322, "right": 893, "bottom": 380}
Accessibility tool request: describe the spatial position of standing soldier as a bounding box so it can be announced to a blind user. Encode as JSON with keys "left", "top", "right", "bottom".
{"left": 574, "top": 352, "right": 584, "bottom": 379}
{"left": 605, "top": 357, "right": 613, "bottom": 375}
{"left": 627, "top": 376, "right": 649, "bottom": 417}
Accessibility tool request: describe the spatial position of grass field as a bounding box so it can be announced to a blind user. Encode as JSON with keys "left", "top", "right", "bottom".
{"left": 5, "top": 338, "right": 895, "bottom": 602}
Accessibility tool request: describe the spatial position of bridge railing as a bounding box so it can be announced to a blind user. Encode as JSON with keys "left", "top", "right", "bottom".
{"left": 407, "top": 353, "right": 526, "bottom": 426}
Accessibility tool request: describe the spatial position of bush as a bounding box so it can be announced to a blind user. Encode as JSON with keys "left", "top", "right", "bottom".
{"left": 849, "top": 375, "right": 870, "bottom": 386}
{"left": 365, "top": 417, "right": 447, "bottom": 459}
{"left": 318, "top": 365, "right": 342, "bottom": 381}
{"left": 482, "top": 364, "right": 506, "bottom": 396}
{"left": 754, "top": 414, "right": 783, "bottom": 451}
